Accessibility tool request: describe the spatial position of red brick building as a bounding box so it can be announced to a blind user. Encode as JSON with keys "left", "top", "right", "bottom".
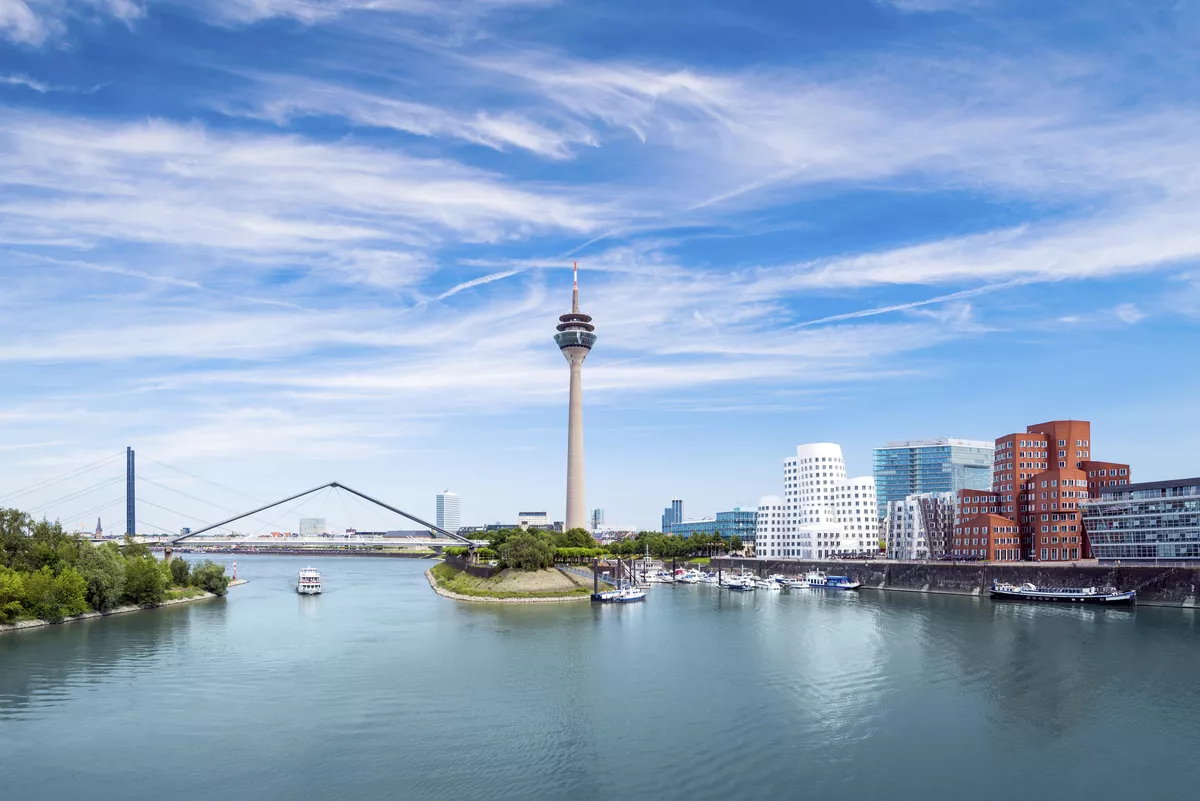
{"left": 952, "top": 420, "right": 1130, "bottom": 561}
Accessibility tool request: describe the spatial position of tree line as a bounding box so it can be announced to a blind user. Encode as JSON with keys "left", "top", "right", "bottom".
{"left": 0, "top": 508, "right": 230, "bottom": 624}
{"left": 444, "top": 527, "right": 745, "bottom": 571}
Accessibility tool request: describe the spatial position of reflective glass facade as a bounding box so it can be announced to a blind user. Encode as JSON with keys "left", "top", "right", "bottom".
{"left": 666, "top": 508, "right": 757, "bottom": 543}
{"left": 873, "top": 439, "right": 993, "bottom": 519}
{"left": 1083, "top": 478, "right": 1200, "bottom": 562}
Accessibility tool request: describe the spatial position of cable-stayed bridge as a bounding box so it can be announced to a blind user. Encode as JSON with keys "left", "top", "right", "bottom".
{"left": 0, "top": 447, "right": 476, "bottom": 552}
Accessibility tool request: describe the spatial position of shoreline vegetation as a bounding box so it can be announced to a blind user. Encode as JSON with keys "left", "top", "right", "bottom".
{"left": 2, "top": 507, "right": 234, "bottom": 631}
{"left": 427, "top": 563, "right": 592, "bottom": 603}
{"left": 0, "top": 579, "right": 248, "bottom": 634}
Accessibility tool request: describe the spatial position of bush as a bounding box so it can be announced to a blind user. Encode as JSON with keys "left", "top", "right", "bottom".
{"left": 21, "top": 566, "right": 88, "bottom": 623}
{"left": 76, "top": 541, "right": 126, "bottom": 612}
{"left": 498, "top": 532, "right": 556, "bottom": 571}
{"left": 190, "top": 560, "right": 229, "bottom": 596}
{"left": 169, "top": 557, "right": 191, "bottom": 587}
{"left": 123, "top": 556, "right": 166, "bottom": 607}
{"left": 0, "top": 566, "right": 26, "bottom": 623}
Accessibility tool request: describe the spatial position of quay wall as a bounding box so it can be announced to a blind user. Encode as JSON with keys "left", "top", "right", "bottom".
{"left": 711, "top": 558, "right": 1200, "bottom": 608}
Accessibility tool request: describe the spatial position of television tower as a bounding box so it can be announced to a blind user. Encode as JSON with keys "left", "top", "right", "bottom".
{"left": 554, "top": 262, "right": 596, "bottom": 531}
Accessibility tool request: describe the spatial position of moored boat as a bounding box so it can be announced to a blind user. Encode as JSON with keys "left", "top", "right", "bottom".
{"left": 990, "top": 580, "right": 1135, "bottom": 604}
{"left": 592, "top": 584, "right": 647, "bottom": 603}
{"left": 297, "top": 567, "right": 322, "bottom": 595}
{"left": 801, "top": 571, "right": 861, "bottom": 590}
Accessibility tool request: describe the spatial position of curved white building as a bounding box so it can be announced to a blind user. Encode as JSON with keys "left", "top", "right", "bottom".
{"left": 758, "top": 443, "right": 879, "bottom": 560}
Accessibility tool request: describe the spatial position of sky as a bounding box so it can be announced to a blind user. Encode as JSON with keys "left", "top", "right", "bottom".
{"left": 1, "top": 0, "right": 1199, "bottom": 535}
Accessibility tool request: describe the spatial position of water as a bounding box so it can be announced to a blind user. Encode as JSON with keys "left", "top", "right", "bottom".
{"left": 3, "top": 556, "right": 1200, "bottom": 801}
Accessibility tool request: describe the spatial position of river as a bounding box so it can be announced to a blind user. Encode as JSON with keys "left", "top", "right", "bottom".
{"left": 3, "top": 555, "right": 1199, "bottom": 800}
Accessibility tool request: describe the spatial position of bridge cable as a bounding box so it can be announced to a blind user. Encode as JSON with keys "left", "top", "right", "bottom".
{"left": 245, "top": 486, "right": 333, "bottom": 538}
{"left": 25, "top": 476, "right": 126, "bottom": 516}
{"left": 0, "top": 451, "right": 125, "bottom": 504}
{"left": 143, "top": 457, "right": 261, "bottom": 502}
{"left": 138, "top": 475, "right": 242, "bottom": 515}
{"left": 59, "top": 498, "right": 127, "bottom": 528}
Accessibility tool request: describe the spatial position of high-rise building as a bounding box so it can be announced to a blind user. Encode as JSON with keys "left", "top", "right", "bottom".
{"left": 661, "top": 498, "right": 684, "bottom": 533}
{"left": 436, "top": 490, "right": 461, "bottom": 534}
{"left": 554, "top": 262, "right": 596, "bottom": 531}
{"left": 591, "top": 508, "right": 604, "bottom": 532}
{"left": 299, "top": 518, "right": 326, "bottom": 537}
{"left": 883, "top": 492, "right": 956, "bottom": 560}
{"left": 873, "top": 438, "right": 993, "bottom": 519}
{"left": 951, "top": 420, "right": 1130, "bottom": 561}
{"left": 758, "top": 443, "right": 878, "bottom": 560}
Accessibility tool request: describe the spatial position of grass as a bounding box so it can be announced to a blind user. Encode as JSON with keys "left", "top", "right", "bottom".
{"left": 430, "top": 563, "right": 591, "bottom": 599}
{"left": 164, "top": 587, "right": 208, "bottom": 601}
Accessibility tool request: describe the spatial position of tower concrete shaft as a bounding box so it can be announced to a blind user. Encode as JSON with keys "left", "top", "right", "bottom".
{"left": 554, "top": 262, "right": 596, "bottom": 532}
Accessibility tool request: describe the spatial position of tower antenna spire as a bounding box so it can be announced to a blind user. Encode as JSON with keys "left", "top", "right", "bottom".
{"left": 572, "top": 261, "right": 579, "bottom": 314}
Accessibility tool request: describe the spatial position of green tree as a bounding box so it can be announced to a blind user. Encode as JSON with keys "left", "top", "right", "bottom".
{"left": 169, "top": 557, "right": 191, "bottom": 587}
{"left": 123, "top": 556, "right": 166, "bottom": 606}
{"left": 75, "top": 541, "right": 127, "bottom": 612}
{"left": 190, "top": 560, "right": 230, "bottom": 596}
{"left": 21, "top": 566, "right": 88, "bottom": 623}
{"left": 498, "top": 532, "right": 557, "bottom": 571}
{"left": 555, "top": 528, "right": 596, "bottom": 548}
{"left": 0, "top": 565, "right": 26, "bottom": 623}
{"left": 729, "top": 535, "right": 743, "bottom": 553}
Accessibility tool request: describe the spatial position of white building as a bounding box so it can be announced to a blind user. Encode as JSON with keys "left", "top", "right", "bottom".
{"left": 757, "top": 443, "right": 879, "bottom": 560}
{"left": 883, "top": 492, "right": 956, "bottom": 560}
{"left": 436, "top": 490, "right": 461, "bottom": 534}
{"left": 518, "top": 511, "right": 550, "bottom": 528}
{"left": 299, "top": 517, "right": 326, "bottom": 537}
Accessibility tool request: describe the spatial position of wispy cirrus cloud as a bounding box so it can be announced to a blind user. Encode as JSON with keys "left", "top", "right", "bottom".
{"left": 0, "top": 0, "right": 142, "bottom": 45}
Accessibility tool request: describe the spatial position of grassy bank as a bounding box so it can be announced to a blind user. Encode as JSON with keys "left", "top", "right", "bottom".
{"left": 430, "top": 563, "right": 591, "bottom": 599}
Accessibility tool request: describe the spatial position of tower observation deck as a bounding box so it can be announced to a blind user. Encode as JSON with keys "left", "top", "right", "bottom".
{"left": 554, "top": 263, "right": 595, "bottom": 532}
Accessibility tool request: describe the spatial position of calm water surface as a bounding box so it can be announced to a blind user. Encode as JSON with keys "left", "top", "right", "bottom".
{"left": 3, "top": 555, "right": 1200, "bottom": 801}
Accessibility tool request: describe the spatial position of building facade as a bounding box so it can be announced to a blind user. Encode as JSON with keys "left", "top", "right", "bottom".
{"left": 883, "top": 492, "right": 956, "bottom": 560}
{"left": 757, "top": 443, "right": 879, "bottom": 560}
{"left": 665, "top": 507, "right": 757, "bottom": 545}
{"left": 591, "top": 508, "right": 604, "bottom": 532}
{"left": 661, "top": 498, "right": 684, "bottom": 534}
{"left": 951, "top": 420, "right": 1130, "bottom": 561}
{"left": 519, "top": 511, "right": 550, "bottom": 528}
{"left": 299, "top": 517, "right": 326, "bottom": 537}
{"left": 1083, "top": 478, "right": 1200, "bottom": 563}
{"left": 436, "top": 490, "right": 461, "bottom": 534}
{"left": 873, "top": 438, "right": 993, "bottom": 519}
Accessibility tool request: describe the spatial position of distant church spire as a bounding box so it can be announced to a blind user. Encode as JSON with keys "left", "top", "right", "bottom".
{"left": 96, "top": 517, "right": 103, "bottom": 536}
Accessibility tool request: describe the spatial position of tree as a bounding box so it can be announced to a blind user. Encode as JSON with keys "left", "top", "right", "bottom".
{"left": 21, "top": 566, "right": 87, "bottom": 623}
{"left": 556, "top": 528, "right": 596, "bottom": 548}
{"left": 0, "top": 565, "right": 26, "bottom": 623}
{"left": 123, "top": 556, "right": 165, "bottom": 606}
{"left": 190, "top": 560, "right": 229, "bottom": 596}
{"left": 169, "top": 557, "right": 191, "bottom": 587}
{"left": 75, "top": 541, "right": 126, "bottom": 612}
{"left": 498, "top": 532, "right": 556, "bottom": 571}
{"left": 729, "top": 535, "right": 743, "bottom": 553}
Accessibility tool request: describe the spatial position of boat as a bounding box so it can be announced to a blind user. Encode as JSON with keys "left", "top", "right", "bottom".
{"left": 297, "top": 567, "right": 322, "bottom": 595}
{"left": 722, "top": 573, "right": 755, "bottom": 591}
{"left": 700, "top": 572, "right": 720, "bottom": 584}
{"left": 676, "top": 570, "right": 702, "bottom": 584}
{"left": 989, "top": 580, "right": 1135, "bottom": 605}
{"left": 755, "top": 578, "right": 781, "bottom": 591}
{"left": 801, "top": 571, "right": 861, "bottom": 590}
{"left": 592, "top": 584, "right": 647, "bottom": 603}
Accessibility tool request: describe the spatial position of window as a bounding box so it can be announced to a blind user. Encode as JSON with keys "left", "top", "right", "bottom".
{"left": 1040, "top": 548, "right": 1048, "bottom": 560}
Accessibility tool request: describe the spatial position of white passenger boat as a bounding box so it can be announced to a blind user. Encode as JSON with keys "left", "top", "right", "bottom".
{"left": 676, "top": 570, "right": 701, "bottom": 584}
{"left": 592, "top": 584, "right": 647, "bottom": 603}
{"left": 754, "top": 578, "right": 781, "bottom": 590}
{"left": 297, "top": 567, "right": 322, "bottom": 595}
{"left": 990, "top": 580, "right": 1135, "bottom": 605}
{"left": 802, "top": 571, "right": 861, "bottom": 590}
{"left": 722, "top": 573, "right": 755, "bottom": 591}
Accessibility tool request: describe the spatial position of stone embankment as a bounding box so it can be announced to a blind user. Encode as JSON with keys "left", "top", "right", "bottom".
{"left": 713, "top": 559, "right": 1200, "bottom": 608}
{"left": 425, "top": 568, "right": 591, "bottom": 604}
{"left": 0, "top": 579, "right": 248, "bottom": 635}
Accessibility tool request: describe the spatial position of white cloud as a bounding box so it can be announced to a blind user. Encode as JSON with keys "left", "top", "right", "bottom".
{"left": 0, "top": 0, "right": 143, "bottom": 45}
{"left": 1113, "top": 303, "right": 1146, "bottom": 324}
{"left": 0, "top": 1, "right": 44, "bottom": 44}
{"left": 874, "top": 0, "right": 987, "bottom": 12}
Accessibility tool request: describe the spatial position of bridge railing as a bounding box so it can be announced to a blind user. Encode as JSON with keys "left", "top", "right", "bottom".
{"left": 558, "top": 563, "right": 616, "bottom": 587}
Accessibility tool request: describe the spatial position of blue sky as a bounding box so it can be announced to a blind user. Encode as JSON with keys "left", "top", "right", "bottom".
{"left": 1, "top": 0, "right": 1198, "bottom": 534}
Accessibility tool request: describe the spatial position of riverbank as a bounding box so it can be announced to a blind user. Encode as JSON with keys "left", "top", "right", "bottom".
{"left": 714, "top": 558, "right": 1200, "bottom": 608}
{"left": 426, "top": 564, "right": 592, "bottom": 603}
{"left": 0, "top": 579, "right": 248, "bottom": 635}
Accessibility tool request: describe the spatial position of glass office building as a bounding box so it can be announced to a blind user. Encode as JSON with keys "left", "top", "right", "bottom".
{"left": 1083, "top": 478, "right": 1200, "bottom": 563}
{"left": 666, "top": 507, "right": 757, "bottom": 545}
{"left": 873, "top": 438, "right": 993, "bottom": 519}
